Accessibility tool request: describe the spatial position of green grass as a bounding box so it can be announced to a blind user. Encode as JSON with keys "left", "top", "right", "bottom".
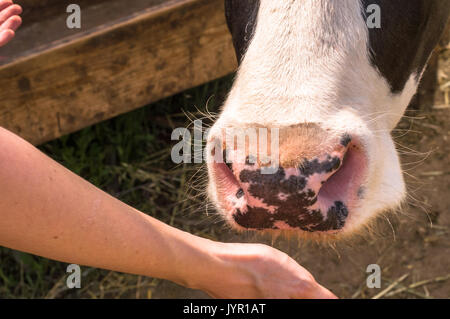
{"left": 0, "top": 75, "right": 234, "bottom": 298}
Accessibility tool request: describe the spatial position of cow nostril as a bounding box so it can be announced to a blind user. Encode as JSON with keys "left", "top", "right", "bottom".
{"left": 317, "top": 142, "right": 364, "bottom": 207}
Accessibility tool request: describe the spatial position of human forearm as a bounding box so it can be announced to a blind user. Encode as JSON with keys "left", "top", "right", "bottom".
{"left": 0, "top": 127, "right": 216, "bottom": 287}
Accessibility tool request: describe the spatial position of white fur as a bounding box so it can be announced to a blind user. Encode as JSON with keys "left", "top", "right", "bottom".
{"left": 207, "top": 0, "right": 420, "bottom": 234}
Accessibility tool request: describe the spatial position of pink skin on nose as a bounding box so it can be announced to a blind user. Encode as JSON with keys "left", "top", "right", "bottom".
{"left": 210, "top": 136, "right": 367, "bottom": 232}
{"left": 237, "top": 150, "right": 347, "bottom": 223}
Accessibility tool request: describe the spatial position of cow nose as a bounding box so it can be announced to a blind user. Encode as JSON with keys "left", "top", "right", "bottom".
{"left": 235, "top": 146, "right": 345, "bottom": 205}
{"left": 209, "top": 128, "right": 366, "bottom": 232}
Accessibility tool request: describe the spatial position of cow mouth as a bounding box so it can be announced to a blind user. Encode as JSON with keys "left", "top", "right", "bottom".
{"left": 209, "top": 141, "right": 367, "bottom": 233}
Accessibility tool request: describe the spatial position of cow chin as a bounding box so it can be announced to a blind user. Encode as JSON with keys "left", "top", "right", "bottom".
{"left": 205, "top": 113, "right": 407, "bottom": 240}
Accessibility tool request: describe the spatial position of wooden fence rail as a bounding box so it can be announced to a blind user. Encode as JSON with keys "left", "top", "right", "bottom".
{"left": 0, "top": 0, "right": 237, "bottom": 145}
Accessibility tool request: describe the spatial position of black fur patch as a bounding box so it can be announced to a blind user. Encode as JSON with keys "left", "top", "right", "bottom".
{"left": 225, "top": 0, "right": 260, "bottom": 63}
{"left": 361, "top": 0, "right": 450, "bottom": 93}
{"left": 225, "top": 0, "right": 450, "bottom": 93}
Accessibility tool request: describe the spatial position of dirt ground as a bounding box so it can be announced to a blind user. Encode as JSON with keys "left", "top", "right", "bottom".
{"left": 151, "top": 30, "right": 450, "bottom": 299}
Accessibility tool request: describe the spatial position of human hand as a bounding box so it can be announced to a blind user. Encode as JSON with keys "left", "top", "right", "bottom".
{"left": 0, "top": 0, "right": 22, "bottom": 47}
{"left": 197, "top": 242, "right": 338, "bottom": 299}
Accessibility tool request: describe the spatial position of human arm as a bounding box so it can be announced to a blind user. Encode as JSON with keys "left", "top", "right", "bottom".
{"left": 0, "top": 126, "right": 336, "bottom": 298}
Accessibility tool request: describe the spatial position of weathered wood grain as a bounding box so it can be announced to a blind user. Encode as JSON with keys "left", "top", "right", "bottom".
{"left": 0, "top": 0, "right": 237, "bottom": 145}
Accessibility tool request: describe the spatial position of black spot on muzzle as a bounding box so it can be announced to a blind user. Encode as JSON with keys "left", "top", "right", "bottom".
{"left": 233, "top": 200, "right": 348, "bottom": 232}
{"left": 233, "top": 156, "right": 348, "bottom": 232}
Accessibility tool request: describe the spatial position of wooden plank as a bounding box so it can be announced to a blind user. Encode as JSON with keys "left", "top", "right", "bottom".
{"left": 1, "top": 0, "right": 171, "bottom": 64}
{"left": 0, "top": 0, "right": 237, "bottom": 145}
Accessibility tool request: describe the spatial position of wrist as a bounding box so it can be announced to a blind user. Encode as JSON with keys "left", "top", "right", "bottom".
{"left": 185, "top": 241, "right": 260, "bottom": 296}
{"left": 156, "top": 226, "right": 226, "bottom": 291}
{"left": 179, "top": 237, "right": 226, "bottom": 291}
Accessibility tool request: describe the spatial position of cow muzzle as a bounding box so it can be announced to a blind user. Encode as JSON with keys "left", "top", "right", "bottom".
{"left": 207, "top": 124, "right": 368, "bottom": 233}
